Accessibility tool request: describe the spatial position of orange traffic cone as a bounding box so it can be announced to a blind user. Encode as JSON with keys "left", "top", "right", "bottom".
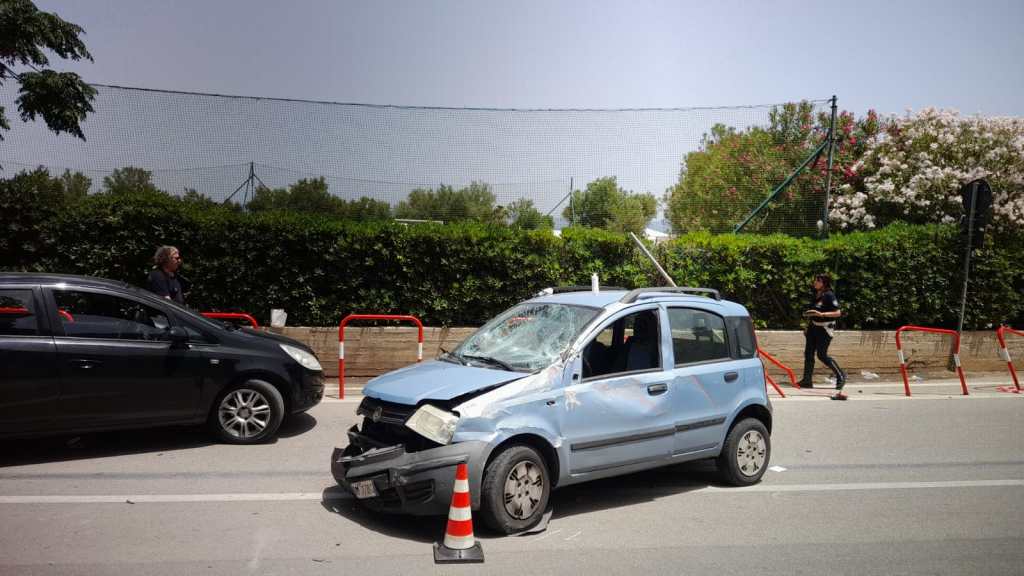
{"left": 433, "top": 462, "right": 484, "bottom": 564}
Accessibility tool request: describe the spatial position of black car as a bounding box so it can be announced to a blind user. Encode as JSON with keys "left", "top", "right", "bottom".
{"left": 0, "top": 273, "right": 324, "bottom": 443}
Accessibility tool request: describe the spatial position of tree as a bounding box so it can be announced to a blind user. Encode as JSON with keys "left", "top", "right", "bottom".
{"left": 505, "top": 198, "right": 553, "bottom": 230}
{"left": 394, "top": 181, "right": 501, "bottom": 223}
{"left": 664, "top": 101, "right": 879, "bottom": 235}
{"left": 0, "top": 0, "right": 96, "bottom": 157}
{"left": 562, "top": 176, "right": 657, "bottom": 234}
{"left": 58, "top": 169, "right": 90, "bottom": 201}
{"left": 182, "top": 187, "right": 218, "bottom": 209}
{"left": 248, "top": 177, "right": 391, "bottom": 220}
{"left": 102, "top": 166, "right": 160, "bottom": 195}
{"left": 607, "top": 193, "right": 658, "bottom": 235}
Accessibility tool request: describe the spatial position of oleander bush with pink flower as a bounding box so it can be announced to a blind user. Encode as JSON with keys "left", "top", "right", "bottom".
{"left": 832, "top": 108, "right": 1024, "bottom": 233}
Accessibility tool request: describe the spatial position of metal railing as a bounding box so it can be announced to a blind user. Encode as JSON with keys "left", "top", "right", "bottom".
{"left": 894, "top": 325, "right": 969, "bottom": 397}
{"left": 338, "top": 314, "right": 424, "bottom": 399}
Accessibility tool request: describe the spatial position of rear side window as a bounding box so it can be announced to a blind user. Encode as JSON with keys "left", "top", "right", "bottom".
{"left": 728, "top": 316, "right": 757, "bottom": 359}
{"left": 0, "top": 290, "right": 39, "bottom": 336}
{"left": 53, "top": 290, "right": 171, "bottom": 341}
{"left": 668, "top": 308, "right": 730, "bottom": 365}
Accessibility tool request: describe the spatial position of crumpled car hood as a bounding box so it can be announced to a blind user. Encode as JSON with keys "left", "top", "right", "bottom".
{"left": 362, "top": 360, "right": 524, "bottom": 405}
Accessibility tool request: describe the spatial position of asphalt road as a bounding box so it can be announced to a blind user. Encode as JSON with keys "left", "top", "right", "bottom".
{"left": 0, "top": 391, "right": 1021, "bottom": 576}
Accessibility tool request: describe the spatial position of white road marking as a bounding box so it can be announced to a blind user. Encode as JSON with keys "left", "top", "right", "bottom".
{"left": 564, "top": 531, "right": 583, "bottom": 541}
{"left": 525, "top": 529, "right": 562, "bottom": 543}
{"left": 768, "top": 466, "right": 787, "bottom": 472}
{"left": 1, "top": 480, "right": 1021, "bottom": 505}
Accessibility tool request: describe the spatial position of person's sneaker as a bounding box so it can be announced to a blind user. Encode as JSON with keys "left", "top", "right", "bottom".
{"left": 797, "top": 381, "right": 813, "bottom": 389}
{"left": 830, "top": 392, "right": 848, "bottom": 401}
{"left": 836, "top": 370, "right": 848, "bottom": 390}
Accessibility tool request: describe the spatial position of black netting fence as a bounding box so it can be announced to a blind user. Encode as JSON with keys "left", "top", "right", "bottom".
{"left": 1, "top": 84, "right": 834, "bottom": 236}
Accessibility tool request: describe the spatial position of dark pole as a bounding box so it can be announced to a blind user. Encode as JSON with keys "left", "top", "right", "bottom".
{"left": 956, "top": 181, "right": 978, "bottom": 336}
{"left": 245, "top": 161, "right": 255, "bottom": 206}
{"left": 821, "top": 95, "right": 838, "bottom": 238}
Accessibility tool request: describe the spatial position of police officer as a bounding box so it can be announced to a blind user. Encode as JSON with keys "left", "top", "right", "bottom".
{"left": 798, "top": 273, "right": 846, "bottom": 393}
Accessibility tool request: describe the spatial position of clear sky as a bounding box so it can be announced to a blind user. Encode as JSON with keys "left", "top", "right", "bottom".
{"left": 4, "top": 0, "right": 1023, "bottom": 229}
{"left": 31, "top": 0, "right": 1024, "bottom": 116}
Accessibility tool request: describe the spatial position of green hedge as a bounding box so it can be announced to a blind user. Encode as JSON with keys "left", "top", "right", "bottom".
{"left": 663, "top": 225, "right": 1022, "bottom": 329}
{"left": 2, "top": 176, "right": 1020, "bottom": 328}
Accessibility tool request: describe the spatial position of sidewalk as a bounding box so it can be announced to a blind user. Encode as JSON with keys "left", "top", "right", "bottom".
{"left": 323, "top": 374, "right": 1022, "bottom": 401}
{"left": 769, "top": 373, "right": 1021, "bottom": 399}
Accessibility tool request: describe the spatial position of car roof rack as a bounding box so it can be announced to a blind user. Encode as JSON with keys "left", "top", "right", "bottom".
{"left": 620, "top": 287, "right": 721, "bottom": 303}
{"left": 551, "top": 285, "right": 628, "bottom": 294}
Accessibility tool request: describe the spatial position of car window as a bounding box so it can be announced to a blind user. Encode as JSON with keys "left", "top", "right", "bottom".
{"left": 53, "top": 290, "right": 172, "bottom": 341}
{"left": 668, "top": 308, "right": 730, "bottom": 365}
{"left": 0, "top": 290, "right": 39, "bottom": 336}
{"left": 582, "top": 309, "right": 661, "bottom": 379}
{"left": 728, "top": 316, "right": 757, "bottom": 359}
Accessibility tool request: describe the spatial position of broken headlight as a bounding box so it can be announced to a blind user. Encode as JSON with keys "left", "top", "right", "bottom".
{"left": 405, "top": 404, "right": 459, "bottom": 445}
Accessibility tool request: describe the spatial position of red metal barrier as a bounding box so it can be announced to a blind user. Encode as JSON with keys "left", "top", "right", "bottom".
{"left": 201, "top": 312, "right": 259, "bottom": 328}
{"left": 338, "top": 314, "right": 424, "bottom": 399}
{"left": 757, "top": 347, "right": 799, "bottom": 390}
{"left": 996, "top": 326, "right": 1022, "bottom": 392}
{"left": 894, "top": 325, "right": 969, "bottom": 396}
{"left": 762, "top": 371, "right": 786, "bottom": 398}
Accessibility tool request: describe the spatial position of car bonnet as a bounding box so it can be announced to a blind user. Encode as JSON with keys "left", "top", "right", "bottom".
{"left": 362, "top": 360, "right": 525, "bottom": 405}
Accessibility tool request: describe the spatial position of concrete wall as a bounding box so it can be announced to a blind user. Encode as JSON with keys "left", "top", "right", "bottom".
{"left": 270, "top": 326, "right": 1023, "bottom": 380}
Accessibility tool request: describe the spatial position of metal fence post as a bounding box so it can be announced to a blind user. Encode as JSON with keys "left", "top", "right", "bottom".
{"left": 821, "top": 95, "right": 838, "bottom": 238}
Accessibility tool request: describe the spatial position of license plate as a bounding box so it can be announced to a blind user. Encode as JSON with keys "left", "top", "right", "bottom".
{"left": 352, "top": 479, "right": 378, "bottom": 499}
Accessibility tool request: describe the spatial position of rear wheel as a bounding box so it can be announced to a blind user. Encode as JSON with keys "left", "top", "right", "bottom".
{"left": 717, "top": 418, "right": 770, "bottom": 486}
{"left": 209, "top": 379, "right": 284, "bottom": 444}
{"left": 480, "top": 444, "right": 550, "bottom": 534}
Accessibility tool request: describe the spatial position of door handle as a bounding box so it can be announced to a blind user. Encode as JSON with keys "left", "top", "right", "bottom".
{"left": 724, "top": 371, "right": 739, "bottom": 382}
{"left": 647, "top": 383, "right": 668, "bottom": 395}
{"left": 69, "top": 359, "right": 102, "bottom": 370}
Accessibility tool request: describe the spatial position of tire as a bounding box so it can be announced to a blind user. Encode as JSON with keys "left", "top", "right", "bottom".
{"left": 480, "top": 444, "right": 551, "bottom": 534}
{"left": 717, "top": 418, "right": 770, "bottom": 486}
{"left": 208, "top": 379, "right": 285, "bottom": 444}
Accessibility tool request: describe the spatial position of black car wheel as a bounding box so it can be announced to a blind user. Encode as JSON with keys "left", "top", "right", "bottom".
{"left": 480, "top": 444, "right": 550, "bottom": 534}
{"left": 209, "top": 379, "right": 284, "bottom": 444}
{"left": 717, "top": 417, "right": 770, "bottom": 486}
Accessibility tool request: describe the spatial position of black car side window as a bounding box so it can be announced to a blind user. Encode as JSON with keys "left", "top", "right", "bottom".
{"left": 0, "top": 290, "right": 39, "bottom": 336}
{"left": 53, "top": 290, "right": 171, "bottom": 341}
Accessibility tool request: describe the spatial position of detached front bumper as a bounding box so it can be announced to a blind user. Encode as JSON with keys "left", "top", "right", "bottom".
{"left": 331, "top": 425, "right": 488, "bottom": 516}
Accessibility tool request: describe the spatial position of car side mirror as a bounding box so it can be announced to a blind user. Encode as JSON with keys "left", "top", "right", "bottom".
{"left": 168, "top": 326, "right": 189, "bottom": 345}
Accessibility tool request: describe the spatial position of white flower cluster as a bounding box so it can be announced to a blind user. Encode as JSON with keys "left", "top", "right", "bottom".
{"left": 830, "top": 108, "right": 1024, "bottom": 232}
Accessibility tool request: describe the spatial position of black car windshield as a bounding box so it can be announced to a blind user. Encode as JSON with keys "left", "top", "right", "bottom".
{"left": 454, "top": 303, "right": 600, "bottom": 372}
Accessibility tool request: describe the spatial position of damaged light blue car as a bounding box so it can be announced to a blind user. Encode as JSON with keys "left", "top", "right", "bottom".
{"left": 331, "top": 286, "right": 772, "bottom": 534}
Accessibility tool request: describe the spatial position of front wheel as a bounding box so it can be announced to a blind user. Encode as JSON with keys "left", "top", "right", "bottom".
{"left": 717, "top": 418, "right": 770, "bottom": 486}
{"left": 480, "top": 444, "right": 550, "bottom": 534}
{"left": 209, "top": 379, "right": 285, "bottom": 444}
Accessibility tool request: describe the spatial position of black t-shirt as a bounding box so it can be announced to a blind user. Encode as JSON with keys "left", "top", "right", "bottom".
{"left": 147, "top": 269, "right": 185, "bottom": 304}
{"left": 809, "top": 290, "right": 839, "bottom": 326}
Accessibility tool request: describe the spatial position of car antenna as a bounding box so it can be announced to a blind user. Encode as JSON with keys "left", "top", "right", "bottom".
{"left": 628, "top": 232, "right": 676, "bottom": 287}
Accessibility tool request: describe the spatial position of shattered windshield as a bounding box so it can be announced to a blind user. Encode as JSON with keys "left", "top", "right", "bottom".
{"left": 453, "top": 302, "right": 600, "bottom": 372}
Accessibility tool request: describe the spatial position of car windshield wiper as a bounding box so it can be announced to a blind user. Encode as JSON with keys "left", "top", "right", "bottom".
{"left": 438, "top": 347, "right": 465, "bottom": 365}
{"left": 461, "top": 354, "right": 516, "bottom": 372}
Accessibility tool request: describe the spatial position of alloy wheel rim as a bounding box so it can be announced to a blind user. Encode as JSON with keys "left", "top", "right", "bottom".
{"left": 218, "top": 389, "right": 272, "bottom": 440}
{"left": 503, "top": 460, "right": 544, "bottom": 520}
{"left": 736, "top": 430, "right": 767, "bottom": 477}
